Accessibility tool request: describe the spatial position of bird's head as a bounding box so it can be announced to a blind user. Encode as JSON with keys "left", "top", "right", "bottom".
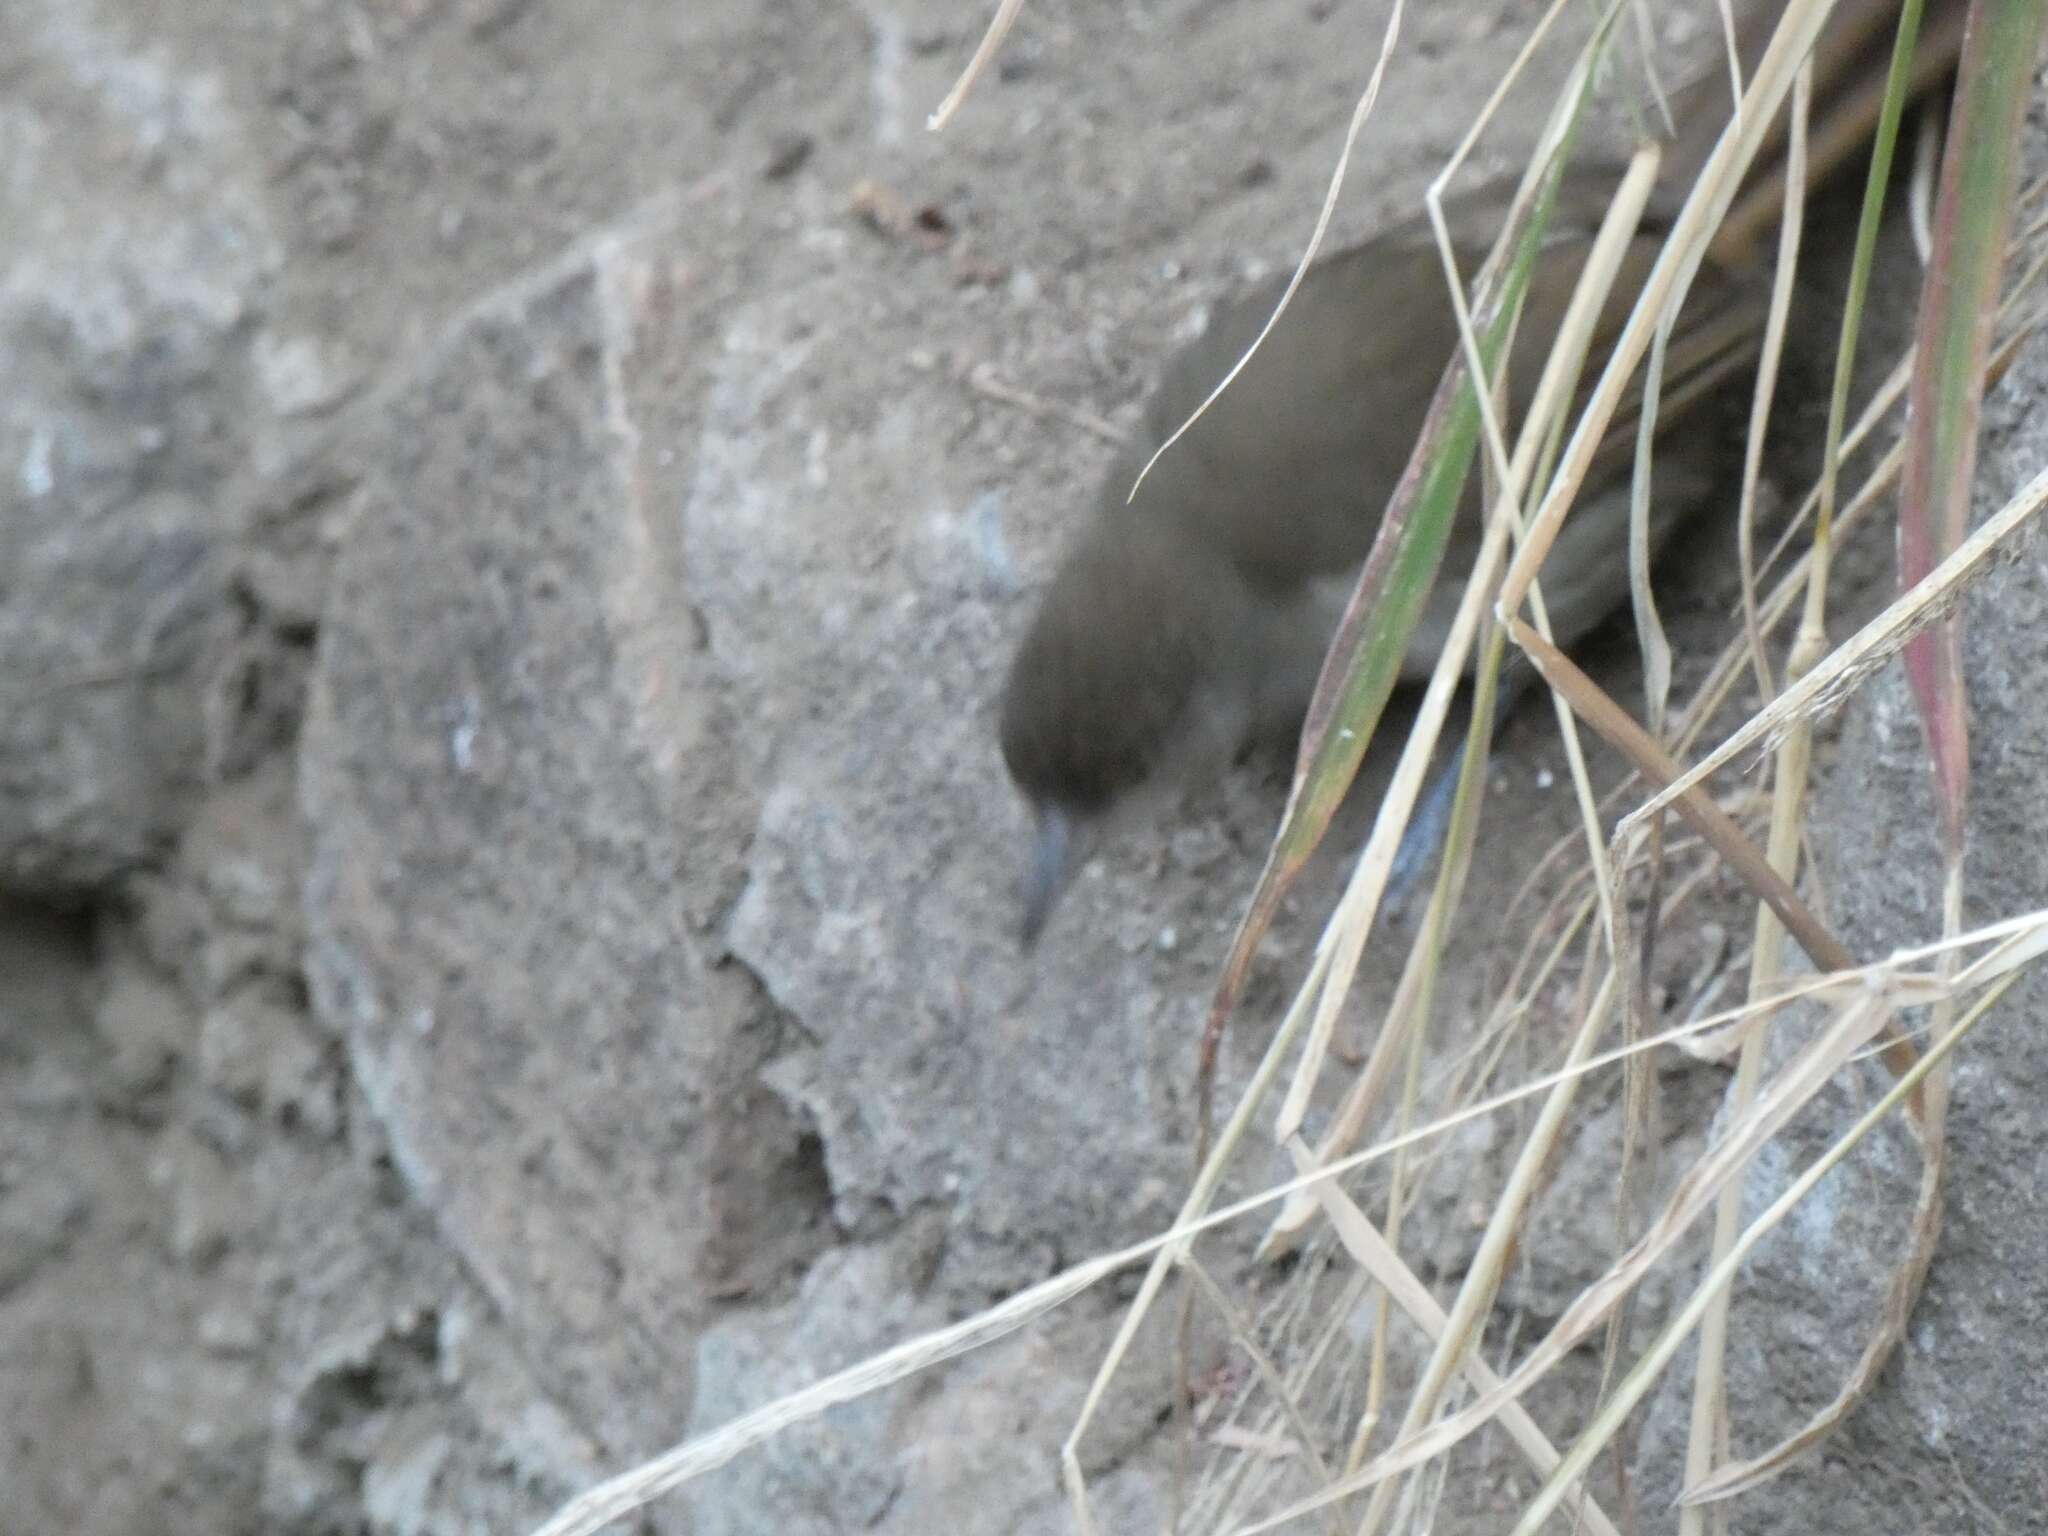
{"left": 998, "top": 508, "right": 1247, "bottom": 944}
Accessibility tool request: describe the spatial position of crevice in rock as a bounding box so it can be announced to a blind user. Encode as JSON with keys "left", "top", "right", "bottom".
{"left": 0, "top": 895, "right": 103, "bottom": 1298}
{"left": 699, "top": 971, "right": 842, "bottom": 1309}
{"left": 203, "top": 574, "right": 320, "bottom": 785}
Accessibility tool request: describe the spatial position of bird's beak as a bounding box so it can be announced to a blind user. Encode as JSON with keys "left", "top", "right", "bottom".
{"left": 1019, "top": 804, "right": 1075, "bottom": 950}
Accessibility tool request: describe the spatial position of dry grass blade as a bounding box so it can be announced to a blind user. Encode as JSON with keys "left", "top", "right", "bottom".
{"left": 926, "top": 0, "right": 1026, "bottom": 131}
{"left": 1619, "top": 460, "right": 2048, "bottom": 843}
{"left": 1180, "top": 1258, "right": 1338, "bottom": 1496}
{"left": 937, "top": 0, "right": 1408, "bottom": 511}
{"left": 1127, "top": 1, "right": 1407, "bottom": 507}
{"left": 1508, "top": 622, "right": 1857, "bottom": 977}
{"left": 1734, "top": 63, "right": 1812, "bottom": 699}
{"left": 1299, "top": 1163, "right": 1625, "bottom": 1536}
{"left": 1624, "top": 259, "right": 1690, "bottom": 737}
{"left": 1256, "top": 729, "right": 1596, "bottom": 1259}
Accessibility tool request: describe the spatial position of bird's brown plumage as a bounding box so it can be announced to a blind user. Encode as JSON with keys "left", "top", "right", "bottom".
{"left": 997, "top": 0, "right": 1962, "bottom": 942}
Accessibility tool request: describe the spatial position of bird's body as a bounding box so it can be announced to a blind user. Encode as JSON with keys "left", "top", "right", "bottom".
{"left": 999, "top": 186, "right": 1738, "bottom": 934}
{"left": 996, "top": 1, "right": 1963, "bottom": 941}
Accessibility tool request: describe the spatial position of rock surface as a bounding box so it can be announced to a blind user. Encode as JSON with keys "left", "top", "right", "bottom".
{"left": 0, "top": 4, "right": 274, "bottom": 892}
{"left": 3, "top": 1, "right": 2046, "bottom": 1532}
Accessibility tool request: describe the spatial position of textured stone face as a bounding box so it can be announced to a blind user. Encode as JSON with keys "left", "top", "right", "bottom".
{"left": 300, "top": 251, "right": 750, "bottom": 1459}
{"left": 1668, "top": 313, "right": 2048, "bottom": 1528}
{"left": 0, "top": 12, "right": 276, "bottom": 895}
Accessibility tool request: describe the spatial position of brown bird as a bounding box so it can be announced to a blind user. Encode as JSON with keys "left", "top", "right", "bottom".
{"left": 998, "top": 2, "right": 1960, "bottom": 943}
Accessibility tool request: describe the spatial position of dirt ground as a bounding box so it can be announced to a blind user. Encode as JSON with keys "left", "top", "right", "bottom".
{"left": 4, "top": 1, "right": 2046, "bottom": 1532}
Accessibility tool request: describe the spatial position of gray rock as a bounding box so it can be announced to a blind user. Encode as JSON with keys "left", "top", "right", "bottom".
{"left": 300, "top": 238, "right": 804, "bottom": 1461}
{"left": 698, "top": 266, "right": 1210, "bottom": 1296}
{"left": 684, "top": 1249, "right": 918, "bottom": 1536}
{"left": 683, "top": 1246, "right": 1174, "bottom": 1536}
{"left": 0, "top": 1177, "right": 90, "bottom": 1298}
{"left": 95, "top": 953, "right": 192, "bottom": 1113}
{"left": 267, "top": 1302, "right": 611, "bottom": 1536}
{"left": 0, "top": 4, "right": 280, "bottom": 894}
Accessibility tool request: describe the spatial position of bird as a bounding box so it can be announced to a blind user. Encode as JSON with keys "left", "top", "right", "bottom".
{"left": 997, "top": 1, "right": 1961, "bottom": 944}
